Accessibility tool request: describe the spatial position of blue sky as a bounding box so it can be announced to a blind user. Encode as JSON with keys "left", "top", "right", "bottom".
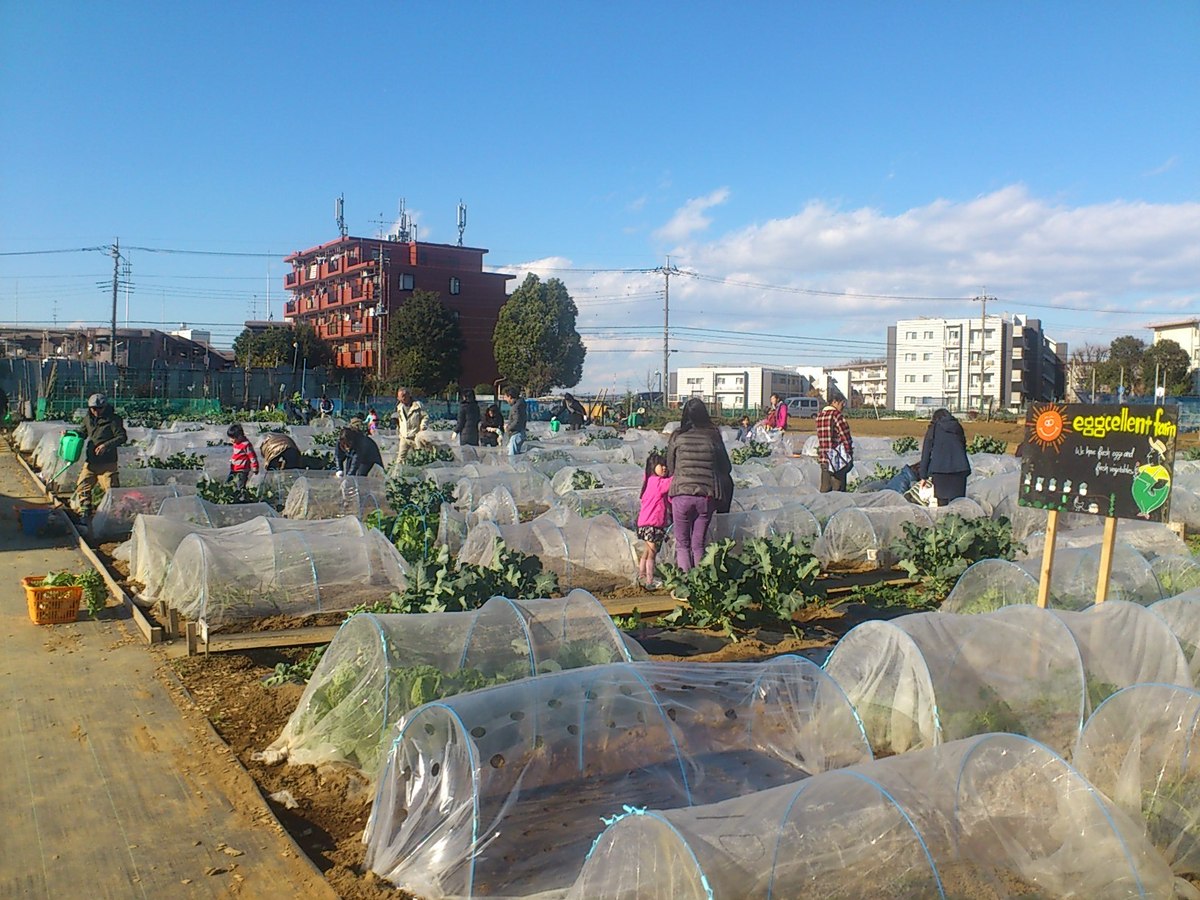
{"left": 1, "top": 1, "right": 1197, "bottom": 392}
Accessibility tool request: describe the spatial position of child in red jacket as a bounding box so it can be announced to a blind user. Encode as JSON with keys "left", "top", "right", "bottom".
{"left": 227, "top": 424, "right": 259, "bottom": 493}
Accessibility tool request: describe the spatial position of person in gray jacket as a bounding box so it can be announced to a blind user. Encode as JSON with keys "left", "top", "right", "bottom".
{"left": 665, "top": 398, "right": 732, "bottom": 571}
{"left": 502, "top": 385, "right": 527, "bottom": 455}
{"left": 919, "top": 408, "right": 971, "bottom": 505}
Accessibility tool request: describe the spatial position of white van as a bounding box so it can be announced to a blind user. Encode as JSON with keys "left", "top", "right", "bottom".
{"left": 785, "top": 396, "right": 820, "bottom": 418}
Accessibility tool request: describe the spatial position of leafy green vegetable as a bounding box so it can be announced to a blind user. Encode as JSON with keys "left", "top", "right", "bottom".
{"left": 571, "top": 470, "right": 603, "bottom": 491}
{"left": 731, "top": 441, "right": 772, "bottom": 465}
{"left": 891, "top": 514, "right": 1024, "bottom": 598}
{"left": 137, "top": 452, "right": 206, "bottom": 470}
{"left": 891, "top": 436, "right": 919, "bottom": 454}
{"left": 966, "top": 435, "right": 1008, "bottom": 455}
{"left": 401, "top": 445, "right": 455, "bottom": 467}
{"left": 659, "top": 535, "right": 823, "bottom": 637}
{"left": 42, "top": 569, "right": 108, "bottom": 617}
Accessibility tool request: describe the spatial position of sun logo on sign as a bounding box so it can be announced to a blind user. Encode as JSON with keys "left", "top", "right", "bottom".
{"left": 1027, "top": 402, "right": 1071, "bottom": 454}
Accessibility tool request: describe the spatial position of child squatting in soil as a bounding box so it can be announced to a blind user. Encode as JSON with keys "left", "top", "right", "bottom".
{"left": 636, "top": 450, "right": 672, "bottom": 588}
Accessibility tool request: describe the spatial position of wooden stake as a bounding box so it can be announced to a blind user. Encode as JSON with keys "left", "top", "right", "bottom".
{"left": 1095, "top": 515, "right": 1119, "bottom": 604}
{"left": 1036, "top": 509, "right": 1059, "bottom": 609}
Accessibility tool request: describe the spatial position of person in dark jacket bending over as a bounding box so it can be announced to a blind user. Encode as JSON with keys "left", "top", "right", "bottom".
{"left": 335, "top": 426, "right": 384, "bottom": 477}
{"left": 919, "top": 408, "right": 971, "bottom": 506}
{"left": 455, "top": 388, "right": 480, "bottom": 446}
{"left": 666, "top": 398, "right": 732, "bottom": 571}
{"left": 76, "top": 393, "right": 127, "bottom": 528}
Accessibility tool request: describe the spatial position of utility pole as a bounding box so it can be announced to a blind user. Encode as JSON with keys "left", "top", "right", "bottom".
{"left": 974, "top": 290, "right": 994, "bottom": 418}
{"left": 110, "top": 241, "right": 122, "bottom": 365}
{"left": 659, "top": 257, "right": 679, "bottom": 407}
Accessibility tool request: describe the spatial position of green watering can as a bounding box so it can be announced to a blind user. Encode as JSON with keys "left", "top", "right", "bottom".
{"left": 52, "top": 430, "right": 85, "bottom": 481}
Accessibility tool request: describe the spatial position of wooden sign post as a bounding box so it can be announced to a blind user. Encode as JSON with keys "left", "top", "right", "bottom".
{"left": 1019, "top": 402, "right": 1178, "bottom": 608}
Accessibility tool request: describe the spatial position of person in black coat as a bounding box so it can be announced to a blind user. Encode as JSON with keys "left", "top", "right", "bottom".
{"left": 335, "top": 426, "right": 384, "bottom": 476}
{"left": 563, "top": 393, "right": 587, "bottom": 430}
{"left": 455, "top": 389, "right": 481, "bottom": 446}
{"left": 480, "top": 405, "right": 503, "bottom": 447}
{"left": 919, "top": 408, "right": 971, "bottom": 506}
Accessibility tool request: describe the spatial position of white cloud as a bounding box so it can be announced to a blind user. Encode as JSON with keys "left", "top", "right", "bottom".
{"left": 653, "top": 187, "right": 730, "bottom": 245}
{"left": 519, "top": 186, "right": 1200, "bottom": 393}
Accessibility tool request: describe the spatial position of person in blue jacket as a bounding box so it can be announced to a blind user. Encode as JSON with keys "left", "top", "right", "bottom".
{"left": 919, "top": 408, "right": 971, "bottom": 506}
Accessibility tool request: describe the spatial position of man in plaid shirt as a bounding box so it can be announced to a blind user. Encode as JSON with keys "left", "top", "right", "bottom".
{"left": 815, "top": 394, "right": 853, "bottom": 493}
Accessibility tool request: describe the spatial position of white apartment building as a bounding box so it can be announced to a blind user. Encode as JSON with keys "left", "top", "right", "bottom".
{"left": 887, "top": 315, "right": 1066, "bottom": 413}
{"left": 1149, "top": 318, "right": 1200, "bottom": 393}
{"left": 671, "top": 364, "right": 805, "bottom": 410}
{"left": 825, "top": 359, "right": 888, "bottom": 408}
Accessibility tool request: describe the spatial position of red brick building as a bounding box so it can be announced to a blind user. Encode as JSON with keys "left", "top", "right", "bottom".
{"left": 282, "top": 236, "right": 513, "bottom": 389}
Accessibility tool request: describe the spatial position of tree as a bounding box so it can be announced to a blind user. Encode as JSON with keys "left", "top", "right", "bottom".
{"left": 1096, "top": 335, "right": 1146, "bottom": 394}
{"left": 1068, "top": 343, "right": 1109, "bottom": 398}
{"left": 232, "top": 323, "right": 334, "bottom": 369}
{"left": 384, "top": 290, "right": 464, "bottom": 396}
{"left": 1143, "top": 339, "right": 1195, "bottom": 396}
{"left": 492, "top": 274, "right": 586, "bottom": 395}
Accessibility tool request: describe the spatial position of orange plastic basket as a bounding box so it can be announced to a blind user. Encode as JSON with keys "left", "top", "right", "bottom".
{"left": 23, "top": 576, "right": 82, "bottom": 625}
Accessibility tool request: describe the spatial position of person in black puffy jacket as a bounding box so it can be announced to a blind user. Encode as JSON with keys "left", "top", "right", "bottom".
{"left": 919, "top": 408, "right": 971, "bottom": 506}
{"left": 665, "top": 398, "right": 732, "bottom": 571}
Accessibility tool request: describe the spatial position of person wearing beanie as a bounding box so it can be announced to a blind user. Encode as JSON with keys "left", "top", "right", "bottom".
{"left": 75, "top": 392, "right": 127, "bottom": 529}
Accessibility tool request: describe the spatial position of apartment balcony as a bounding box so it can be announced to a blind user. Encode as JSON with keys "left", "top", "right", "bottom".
{"left": 284, "top": 299, "right": 297, "bottom": 316}
{"left": 285, "top": 272, "right": 298, "bottom": 287}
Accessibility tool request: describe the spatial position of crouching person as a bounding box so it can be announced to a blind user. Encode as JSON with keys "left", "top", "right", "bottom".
{"left": 76, "top": 393, "right": 127, "bottom": 531}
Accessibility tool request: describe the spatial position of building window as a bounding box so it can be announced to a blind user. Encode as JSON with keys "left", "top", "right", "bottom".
{"left": 922, "top": 374, "right": 932, "bottom": 383}
{"left": 922, "top": 352, "right": 932, "bottom": 361}
{"left": 904, "top": 353, "right": 916, "bottom": 362}
{"left": 449, "top": 277, "right": 461, "bottom": 295}
{"left": 905, "top": 331, "right": 918, "bottom": 340}
{"left": 904, "top": 375, "right": 915, "bottom": 383}
{"left": 948, "top": 373, "right": 958, "bottom": 383}
{"left": 399, "top": 274, "right": 415, "bottom": 290}
{"left": 923, "top": 330, "right": 934, "bottom": 339}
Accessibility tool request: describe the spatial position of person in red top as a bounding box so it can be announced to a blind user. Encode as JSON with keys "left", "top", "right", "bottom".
{"left": 815, "top": 394, "right": 853, "bottom": 493}
{"left": 226, "top": 424, "right": 260, "bottom": 493}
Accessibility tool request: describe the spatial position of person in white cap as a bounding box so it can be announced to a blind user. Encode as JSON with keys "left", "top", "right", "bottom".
{"left": 75, "top": 393, "right": 127, "bottom": 530}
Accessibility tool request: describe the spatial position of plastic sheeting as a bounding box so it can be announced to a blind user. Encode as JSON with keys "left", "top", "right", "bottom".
{"left": 280, "top": 475, "right": 389, "bottom": 519}
{"left": 1050, "top": 600, "right": 1192, "bottom": 714}
{"left": 1021, "top": 520, "right": 1191, "bottom": 563}
{"left": 459, "top": 507, "right": 640, "bottom": 587}
{"left": 266, "top": 591, "right": 644, "bottom": 775}
{"left": 824, "top": 606, "right": 1086, "bottom": 756}
{"left": 571, "top": 733, "right": 1176, "bottom": 900}
{"left": 1151, "top": 591, "right": 1200, "bottom": 683}
{"left": 1076, "top": 683, "right": 1200, "bottom": 878}
{"left": 708, "top": 504, "right": 821, "bottom": 550}
{"left": 91, "top": 483, "right": 196, "bottom": 540}
{"left": 156, "top": 495, "right": 276, "bottom": 527}
{"left": 943, "top": 558, "right": 1040, "bottom": 613}
{"left": 121, "top": 515, "right": 374, "bottom": 600}
{"left": 560, "top": 486, "right": 643, "bottom": 529}
{"left": 814, "top": 505, "right": 935, "bottom": 569}
{"left": 158, "top": 520, "right": 408, "bottom": 629}
{"left": 364, "top": 658, "right": 871, "bottom": 899}
{"left": 549, "top": 464, "right": 644, "bottom": 495}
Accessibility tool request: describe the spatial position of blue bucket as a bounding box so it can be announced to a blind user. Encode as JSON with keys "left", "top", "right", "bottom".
{"left": 18, "top": 507, "right": 51, "bottom": 536}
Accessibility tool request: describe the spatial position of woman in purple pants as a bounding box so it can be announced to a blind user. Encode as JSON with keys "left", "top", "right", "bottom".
{"left": 665, "top": 398, "right": 732, "bottom": 571}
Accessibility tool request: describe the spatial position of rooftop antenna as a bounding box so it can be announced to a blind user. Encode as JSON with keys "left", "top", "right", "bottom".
{"left": 335, "top": 194, "right": 347, "bottom": 239}
{"left": 396, "top": 198, "right": 412, "bottom": 243}
{"left": 457, "top": 200, "right": 467, "bottom": 246}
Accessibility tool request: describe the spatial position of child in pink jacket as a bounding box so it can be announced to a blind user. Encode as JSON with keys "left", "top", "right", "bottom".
{"left": 636, "top": 450, "right": 672, "bottom": 588}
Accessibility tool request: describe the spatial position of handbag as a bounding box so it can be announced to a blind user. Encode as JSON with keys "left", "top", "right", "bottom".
{"left": 825, "top": 444, "right": 852, "bottom": 474}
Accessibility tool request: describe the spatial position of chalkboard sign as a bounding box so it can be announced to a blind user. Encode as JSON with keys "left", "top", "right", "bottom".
{"left": 1018, "top": 402, "right": 1178, "bottom": 522}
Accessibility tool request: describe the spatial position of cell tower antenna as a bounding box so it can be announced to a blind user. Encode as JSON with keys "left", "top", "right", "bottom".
{"left": 396, "top": 198, "right": 411, "bottom": 243}
{"left": 457, "top": 200, "right": 467, "bottom": 246}
{"left": 335, "top": 194, "right": 347, "bottom": 239}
